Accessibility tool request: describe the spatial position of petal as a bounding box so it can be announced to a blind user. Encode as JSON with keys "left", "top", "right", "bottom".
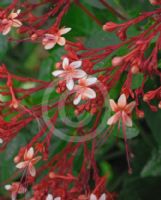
{"left": 118, "top": 94, "right": 127, "bottom": 108}
{"left": 57, "top": 37, "right": 66, "bottom": 46}
{"left": 12, "top": 19, "right": 22, "bottom": 27}
{"left": 11, "top": 192, "right": 17, "bottom": 200}
{"left": 122, "top": 111, "right": 133, "bottom": 127}
{"left": 90, "top": 194, "right": 97, "bottom": 200}
{"left": 62, "top": 57, "right": 69, "bottom": 69}
{"left": 59, "top": 27, "right": 71, "bottom": 35}
{"left": 29, "top": 163, "right": 36, "bottom": 177}
{"left": 99, "top": 194, "right": 106, "bottom": 200}
{"left": 72, "top": 69, "right": 86, "bottom": 78}
{"left": 44, "top": 41, "right": 56, "bottom": 50}
{"left": 70, "top": 60, "right": 82, "bottom": 68}
{"left": 73, "top": 94, "right": 82, "bottom": 105}
{"left": 125, "top": 101, "right": 136, "bottom": 114}
{"left": 66, "top": 79, "right": 74, "bottom": 90}
{"left": 52, "top": 70, "right": 64, "bottom": 77}
{"left": 25, "top": 147, "right": 34, "bottom": 160}
{"left": 54, "top": 197, "right": 61, "bottom": 200}
{"left": 85, "top": 77, "right": 97, "bottom": 86}
{"left": 5, "top": 185, "right": 12, "bottom": 190}
{"left": 109, "top": 99, "right": 118, "bottom": 112}
{"left": 107, "top": 112, "right": 121, "bottom": 125}
{"left": 18, "top": 185, "right": 27, "bottom": 194}
{"left": 16, "top": 161, "right": 29, "bottom": 169}
{"left": 9, "top": 12, "right": 18, "bottom": 19}
{"left": 2, "top": 26, "right": 11, "bottom": 35}
{"left": 32, "top": 156, "right": 41, "bottom": 164}
{"left": 0, "top": 138, "right": 3, "bottom": 144}
{"left": 83, "top": 88, "right": 96, "bottom": 99}
{"left": 46, "top": 194, "right": 54, "bottom": 200}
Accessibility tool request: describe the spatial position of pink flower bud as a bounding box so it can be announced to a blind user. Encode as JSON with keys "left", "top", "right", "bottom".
{"left": 149, "top": 0, "right": 161, "bottom": 5}
{"left": 131, "top": 66, "right": 139, "bottom": 74}
{"left": 103, "top": 22, "right": 118, "bottom": 32}
{"left": 158, "top": 101, "right": 161, "bottom": 109}
{"left": 112, "top": 56, "right": 123, "bottom": 66}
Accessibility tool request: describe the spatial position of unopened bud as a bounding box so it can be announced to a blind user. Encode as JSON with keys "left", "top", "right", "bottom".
{"left": 149, "top": 0, "right": 161, "bottom": 5}
{"left": 158, "top": 101, "right": 161, "bottom": 109}
{"left": 49, "top": 172, "right": 55, "bottom": 179}
{"left": 112, "top": 56, "right": 123, "bottom": 66}
{"left": 103, "top": 22, "right": 118, "bottom": 32}
{"left": 131, "top": 66, "right": 139, "bottom": 74}
{"left": 14, "top": 156, "right": 20, "bottom": 163}
{"left": 137, "top": 110, "right": 144, "bottom": 118}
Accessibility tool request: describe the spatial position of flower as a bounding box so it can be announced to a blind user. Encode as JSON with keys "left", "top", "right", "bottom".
{"left": 73, "top": 76, "right": 97, "bottom": 105}
{"left": 5, "top": 182, "right": 27, "bottom": 200}
{"left": 107, "top": 94, "right": 136, "bottom": 127}
{"left": 42, "top": 27, "right": 71, "bottom": 50}
{"left": 90, "top": 193, "right": 106, "bottom": 200}
{"left": 16, "top": 147, "right": 41, "bottom": 177}
{"left": 0, "top": 138, "right": 3, "bottom": 144}
{"left": 46, "top": 194, "right": 61, "bottom": 200}
{"left": 1, "top": 9, "right": 22, "bottom": 35}
{"left": 52, "top": 57, "right": 86, "bottom": 90}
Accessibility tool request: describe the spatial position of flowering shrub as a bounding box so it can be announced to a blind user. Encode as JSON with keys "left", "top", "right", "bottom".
{"left": 0, "top": 0, "right": 161, "bottom": 199}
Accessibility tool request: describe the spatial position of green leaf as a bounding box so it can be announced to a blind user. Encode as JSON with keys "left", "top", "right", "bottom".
{"left": 131, "top": 73, "right": 144, "bottom": 89}
{"left": 141, "top": 147, "right": 161, "bottom": 177}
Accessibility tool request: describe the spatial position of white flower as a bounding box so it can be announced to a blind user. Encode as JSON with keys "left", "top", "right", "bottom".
{"left": 42, "top": 27, "right": 71, "bottom": 50}
{"left": 73, "top": 76, "right": 97, "bottom": 105}
{"left": 52, "top": 57, "right": 86, "bottom": 90}
{"left": 90, "top": 193, "right": 106, "bottom": 200}
{"left": 46, "top": 194, "right": 61, "bottom": 200}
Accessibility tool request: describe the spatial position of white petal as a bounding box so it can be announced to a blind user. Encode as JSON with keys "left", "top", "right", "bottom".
{"left": 2, "top": 26, "right": 11, "bottom": 35}
{"left": 125, "top": 101, "right": 136, "bottom": 114}
{"left": 66, "top": 79, "right": 74, "bottom": 90}
{"left": 90, "top": 194, "right": 97, "bottom": 200}
{"left": 83, "top": 88, "right": 96, "bottom": 99}
{"left": 16, "top": 161, "right": 28, "bottom": 169}
{"left": 70, "top": 60, "right": 82, "bottom": 68}
{"left": 57, "top": 37, "right": 66, "bottom": 46}
{"left": 54, "top": 197, "right": 61, "bottom": 200}
{"left": 62, "top": 57, "right": 69, "bottom": 69}
{"left": 11, "top": 192, "right": 17, "bottom": 200}
{"left": 59, "top": 27, "right": 71, "bottom": 35}
{"left": 12, "top": 19, "right": 22, "bottom": 27}
{"left": 73, "top": 94, "right": 82, "bottom": 105}
{"left": 52, "top": 70, "right": 64, "bottom": 77}
{"left": 86, "top": 77, "right": 97, "bottom": 86}
{"left": 109, "top": 99, "right": 117, "bottom": 112}
{"left": 29, "top": 163, "right": 36, "bottom": 177}
{"left": 122, "top": 111, "right": 133, "bottom": 127}
{"left": 72, "top": 69, "right": 86, "bottom": 78}
{"left": 107, "top": 112, "right": 121, "bottom": 125}
{"left": 26, "top": 147, "right": 34, "bottom": 159}
{"left": 118, "top": 94, "right": 127, "bottom": 108}
{"left": 5, "top": 185, "right": 12, "bottom": 190}
{"left": 44, "top": 41, "right": 56, "bottom": 50}
{"left": 46, "top": 194, "right": 54, "bottom": 200}
{"left": 0, "top": 138, "right": 3, "bottom": 144}
{"left": 99, "top": 194, "right": 106, "bottom": 200}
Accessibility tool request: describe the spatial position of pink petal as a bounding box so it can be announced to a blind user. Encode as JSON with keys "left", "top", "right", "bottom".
{"left": 2, "top": 26, "right": 11, "bottom": 35}
{"left": 73, "top": 94, "right": 82, "bottom": 105}
{"left": 70, "top": 60, "right": 82, "bottom": 68}
{"left": 44, "top": 41, "right": 56, "bottom": 50}
{"left": 85, "top": 77, "right": 97, "bottom": 86}
{"left": 107, "top": 112, "right": 121, "bottom": 125}
{"left": 83, "top": 88, "right": 96, "bottom": 99}
{"left": 32, "top": 156, "right": 41, "bottom": 164}
{"left": 29, "top": 163, "right": 36, "bottom": 177}
{"left": 62, "top": 57, "right": 69, "bottom": 69}
{"left": 16, "top": 161, "right": 29, "bottom": 169}
{"left": 12, "top": 19, "right": 22, "bottom": 27}
{"left": 90, "top": 194, "right": 97, "bottom": 200}
{"left": 57, "top": 37, "right": 66, "bottom": 46}
{"left": 66, "top": 78, "right": 74, "bottom": 90}
{"left": 9, "top": 13, "right": 18, "bottom": 19}
{"left": 18, "top": 185, "right": 27, "bottom": 194}
{"left": 125, "top": 101, "right": 136, "bottom": 114}
{"left": 52, "top": 70, "right": 64, "bottom": 77}
{"left": 72, "top": 69, "right": 86, "bottom": 78}
{"left": 122, "top": 111, "right": 133, "bottom": 127}
{"left": 25, "top": 147, "right": 34, "bottom": 160}
{"left": 99, "top": 194, "right": 106, "bottom": 200}
{"left": 59, "top": 27, "right": 71, "bottom": 35}
{"left": 109, "top": 99, "right": 118, "bottom": 112}
{"left": 118, "top": 93, "right": 127, "bottom": 108}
